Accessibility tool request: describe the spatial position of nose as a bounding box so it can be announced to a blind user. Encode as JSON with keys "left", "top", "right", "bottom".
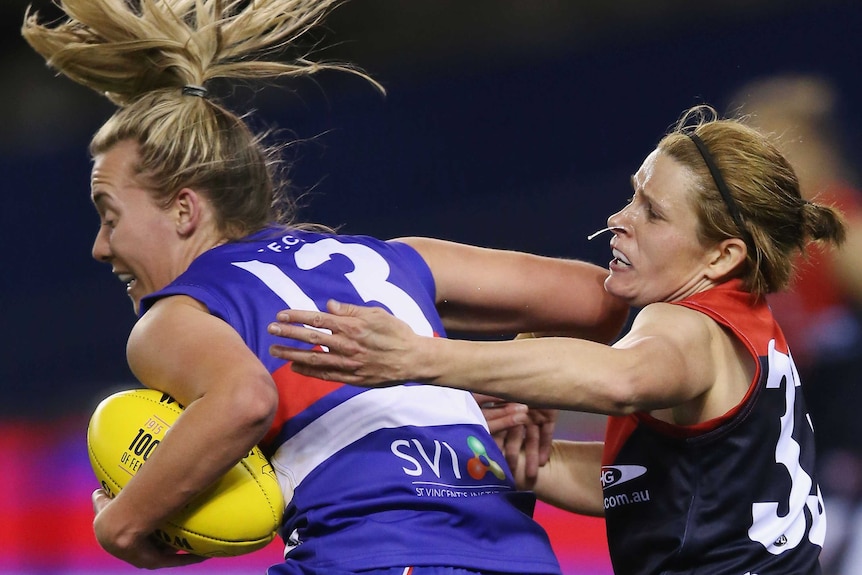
{"left": 607, "top": 206, "right": 627, "bottom": 231}
{"left": 92, "top": 226, "right": 111, "bottom": 262}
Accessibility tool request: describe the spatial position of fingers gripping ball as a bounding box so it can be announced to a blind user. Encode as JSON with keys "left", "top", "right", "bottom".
{"left": 87, "top": 388, "right": 285, "bottom": 557}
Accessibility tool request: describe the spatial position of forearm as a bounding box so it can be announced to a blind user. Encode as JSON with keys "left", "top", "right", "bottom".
{"left": 531, "top": 440, "right": 605, "bottom": 516}
{"left": 417, "top": 336, "right": 629, "bottom": 413}
{"left": 439, "top": 281, "right": 629, "bottom": 344}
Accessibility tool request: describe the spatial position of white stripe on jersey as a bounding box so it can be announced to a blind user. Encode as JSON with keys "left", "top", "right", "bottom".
{"left": 270, "top": 385, "right": 487, "bottom": 493}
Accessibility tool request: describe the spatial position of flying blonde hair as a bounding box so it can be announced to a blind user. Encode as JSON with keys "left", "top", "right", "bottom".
{"left": 22, "top": 0, "right": 382, "bottom": 105}
{"left": 22, "top": 0, "right": 381, "bottom": 235}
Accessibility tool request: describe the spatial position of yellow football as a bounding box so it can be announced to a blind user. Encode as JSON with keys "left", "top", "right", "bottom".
{"left": 87, "top": 388, "right": 284, "bottom": 557}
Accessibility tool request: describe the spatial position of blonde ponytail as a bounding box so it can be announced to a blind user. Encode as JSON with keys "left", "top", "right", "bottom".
{"left": 22, "top": 0, "right": 380, "bottom": 237}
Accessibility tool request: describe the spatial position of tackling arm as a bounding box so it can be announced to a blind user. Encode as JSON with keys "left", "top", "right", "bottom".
{"left": 396, "top": 237, "right": 629, "bottom": 343}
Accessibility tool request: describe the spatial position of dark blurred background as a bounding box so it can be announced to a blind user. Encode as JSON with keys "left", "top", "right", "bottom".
{"left": 3, "top": 0, "right": 862, "bottom": 419}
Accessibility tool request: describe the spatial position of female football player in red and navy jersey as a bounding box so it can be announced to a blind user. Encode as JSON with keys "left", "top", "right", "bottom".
{"left": 269, "top": 105, "right": 845, "bottom": 574}
{"left": 22, "top": 1, "right": 629, "bottom": 573}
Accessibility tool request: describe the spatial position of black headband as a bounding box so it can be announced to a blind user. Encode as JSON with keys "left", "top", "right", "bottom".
{"left": 688, "top": 133, "right": 755, "bottom": 250}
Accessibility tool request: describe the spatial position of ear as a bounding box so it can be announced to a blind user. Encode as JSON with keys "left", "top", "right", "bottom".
{"left": 704, "top": 237, "right": 748, "bottom": 281}
{"left": 173, "top": 188, "right": 204, "bottom": 236}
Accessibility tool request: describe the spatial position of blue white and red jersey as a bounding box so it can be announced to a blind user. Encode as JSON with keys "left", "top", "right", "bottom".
{"left": 141, "top": 226, "right": 561, "bottom": 574}
{"left": 602, "top": 280, "right": 825, "bottom": 575}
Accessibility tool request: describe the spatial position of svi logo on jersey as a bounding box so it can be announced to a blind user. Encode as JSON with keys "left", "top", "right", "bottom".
{"left": 392, "top": 435, "right": 507, "bottom": 481}
{"left": 465, "top": 435, "right": 506, "bottom": 480}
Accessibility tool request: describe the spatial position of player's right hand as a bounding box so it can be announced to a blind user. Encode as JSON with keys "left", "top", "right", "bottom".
{"left": 91, "top": 488, "right": 208, "bottom": 569}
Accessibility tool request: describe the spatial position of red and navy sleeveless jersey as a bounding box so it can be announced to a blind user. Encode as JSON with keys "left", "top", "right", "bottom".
{"left": 602, "top": 280, "right": 825, "bottom": 575}
{"left": 141, "top": 227, "right": 561, "bottom": 574}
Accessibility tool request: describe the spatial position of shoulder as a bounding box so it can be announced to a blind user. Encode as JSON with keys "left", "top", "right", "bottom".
{"left": 629, "top": 301, "right": 713, "bottom": 337}
{"left": 127, "top": 296, "right": 211, "bottom": 393}
{"left": 130, "top": 297, "right": 211, "bottom": 355}
{"left": 128, "top": 295, "right": 267, "bottom": 403}
{"left": 620, "top": 301, "right": 720, "bottom": 366}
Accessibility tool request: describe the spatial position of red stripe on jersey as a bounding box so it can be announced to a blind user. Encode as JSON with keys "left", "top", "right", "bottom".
{"left": 604, "top": 280, "right": 776, "bottom": 451}
{"left": 603, "top": 415, "right": 639, "bottom": 465}
{"left": 262, "top": 354, "right": 344, "bottom": 445}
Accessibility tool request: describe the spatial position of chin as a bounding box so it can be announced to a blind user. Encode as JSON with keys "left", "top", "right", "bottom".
{"left": 604, "top": 276, "right": 627, "bottom": 298}
{"left": 605, "top": 280, "right": 640, "bottom": 308}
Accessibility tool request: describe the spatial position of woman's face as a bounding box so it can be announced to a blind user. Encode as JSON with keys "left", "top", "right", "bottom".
{"left": 90, "top": 140, "right": 181, "bottom": 314}
{"left": 604, "top": 149, "right": 719, "bottom": 308}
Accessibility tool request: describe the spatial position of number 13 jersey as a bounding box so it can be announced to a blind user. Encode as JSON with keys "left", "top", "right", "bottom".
{"left": 141, "top": 226, "right": 561, "bottom": 575}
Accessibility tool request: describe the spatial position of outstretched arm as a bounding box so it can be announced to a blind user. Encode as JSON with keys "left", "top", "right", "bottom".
{"left": 396, "top": 237, "right": 629, "bottom": 341}
{"left": 268, "top": 300, "right": 717, "bottom": 415}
